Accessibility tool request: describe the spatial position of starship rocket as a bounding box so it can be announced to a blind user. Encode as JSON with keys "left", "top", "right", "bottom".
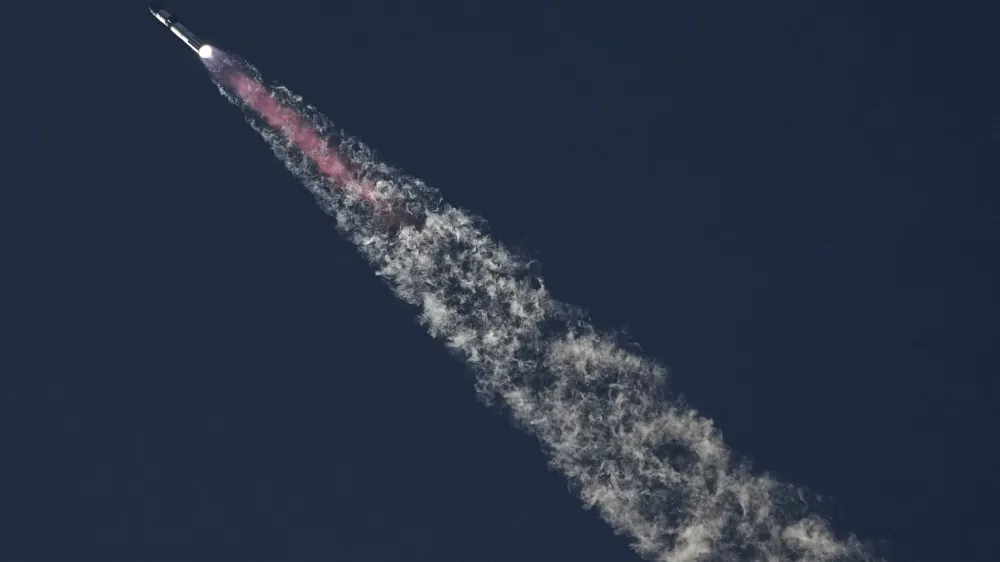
{"left": 149, "top": 3, "right": 213, "bottom": 58}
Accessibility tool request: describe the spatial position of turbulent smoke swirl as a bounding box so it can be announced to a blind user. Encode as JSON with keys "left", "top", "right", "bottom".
{"left": 206, "top": 53, "right": 882, "bottom": 562}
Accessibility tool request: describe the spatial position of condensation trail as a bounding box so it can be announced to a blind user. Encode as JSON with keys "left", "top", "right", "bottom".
{"left": 201, "top": 50, "right": 881, "bottom": 562}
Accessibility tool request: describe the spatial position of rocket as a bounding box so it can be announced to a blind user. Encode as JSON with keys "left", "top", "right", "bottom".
{"left": 149, "top": 3, "right": 213, "bottom": 58}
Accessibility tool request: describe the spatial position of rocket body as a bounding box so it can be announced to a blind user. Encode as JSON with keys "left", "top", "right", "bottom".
{"left": 149, "top": 4, "right": 211, "bottom": 57}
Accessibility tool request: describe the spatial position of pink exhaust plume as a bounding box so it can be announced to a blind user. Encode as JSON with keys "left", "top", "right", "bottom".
{"left": 209, "top": 58, "right": 414, "bottom": 226}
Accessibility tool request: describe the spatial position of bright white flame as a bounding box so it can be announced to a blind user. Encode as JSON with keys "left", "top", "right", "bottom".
{"left": 199, "top": 45, "right": 213, "bottom": 58}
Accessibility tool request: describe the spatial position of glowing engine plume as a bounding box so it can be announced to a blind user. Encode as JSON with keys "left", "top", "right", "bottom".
{"left": 199, "top": 49, "right": 881, "bottom": 562}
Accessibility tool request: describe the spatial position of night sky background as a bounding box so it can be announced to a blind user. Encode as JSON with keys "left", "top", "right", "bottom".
{"left": 3, "top": 2, "right": 996, "bottom": 561}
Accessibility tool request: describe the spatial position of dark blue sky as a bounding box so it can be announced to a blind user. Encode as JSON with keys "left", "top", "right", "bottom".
{"left": 3, "top": 2, "right": 996, "bottom": 561}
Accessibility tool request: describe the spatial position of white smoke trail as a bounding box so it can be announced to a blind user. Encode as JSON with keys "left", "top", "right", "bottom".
{"left": 208, "top": 56, "right": 882, "bottom": 562}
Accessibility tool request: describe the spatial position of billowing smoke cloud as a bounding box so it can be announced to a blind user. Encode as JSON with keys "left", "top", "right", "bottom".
{"left": 202, "top": 50, "right": 881, "bottom": 562}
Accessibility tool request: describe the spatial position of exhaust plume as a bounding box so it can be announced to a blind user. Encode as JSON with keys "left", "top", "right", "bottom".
{"left": 200, "top": 49, "right": 880, "bottom": 562}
